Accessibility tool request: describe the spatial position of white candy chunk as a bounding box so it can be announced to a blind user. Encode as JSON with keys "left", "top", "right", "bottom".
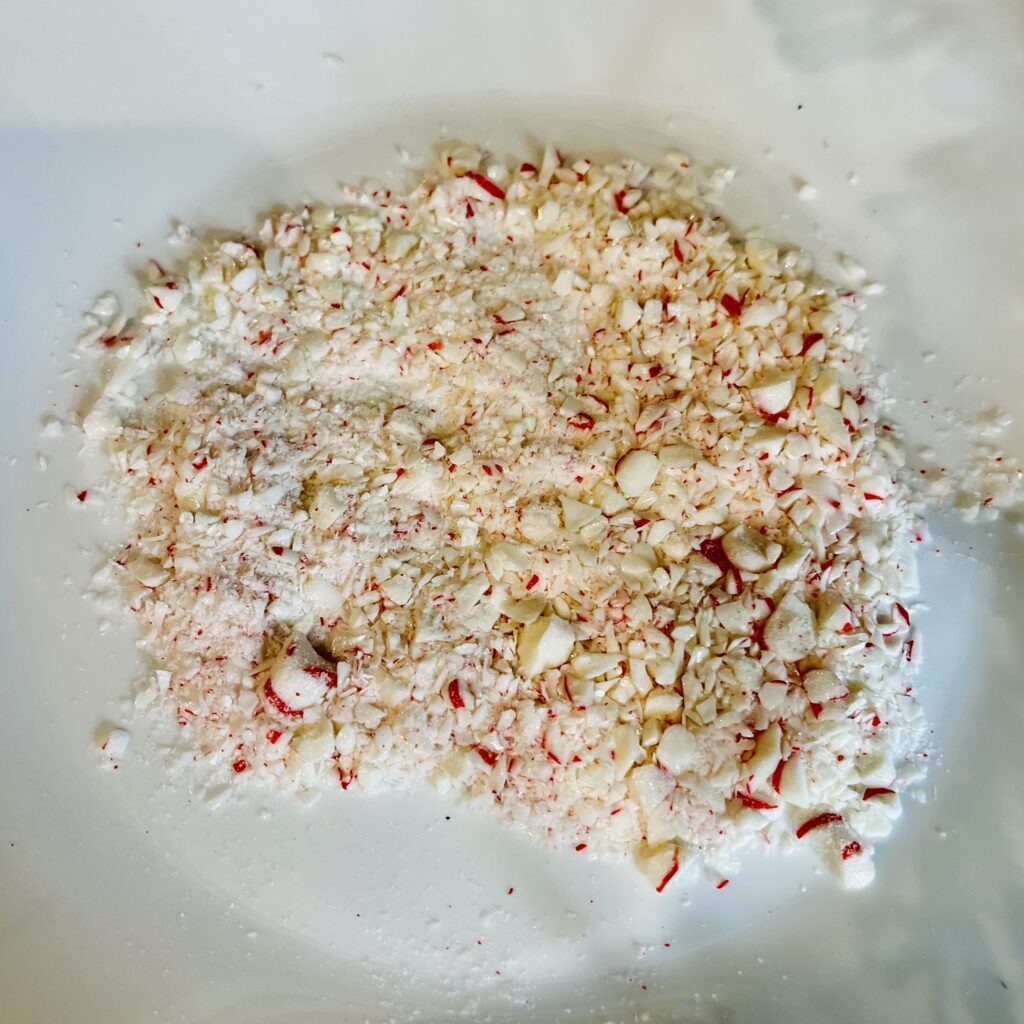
{"left": 776, "top": 545, "right": 810, "bottom": 580}
{"left": 801, "top": 815, "right": 875, "bottom": 889}
{"left": 642, "top": 299, "right": 663, "bottom": 325}
{"left": 380, "top": 573, "right": 414, "bottom": 606}
{"left": 606, "top": 216, "right": 630, "bottom": 239}
{"left": 804, "top": 669, "right": 845, "bottom": 703}
{"left": 750, "top": 425, "right": 788, "bottom": 456}
{"left": 308, "top": 485, "right": 347, "bottom": 529}
{"left": 815, "top": 367, "right": 842, "bottom": 407}
{"left": 615, "top": 449, "right": 659, "bottom": 497}
{"left": 641, "top": 718, "right": 662, "bottom": 748}
{"left": 454, "top": 574, "right": 489, "bottom": 614}
{"left": 306, "top": 252, "right": 340, "bottom": 276}
{"left": 838, "top": 253, "right": 867, "bottom": 284}
{"left": 267, "top": 632, "right": 336, "bottom": 713}
{"left": 722, "top": 524, "right": 782, "bottom": 572}
{"left": 759, "top": 679, "right": 788, "bottom": 710}
{"left": 634, "top": 403, "right": 669, "bottom": 434}
{"left": 740, "top": 299, "right": 778, "bottom": 329}
{"left": 490, "top": 541, "right": 530, "bottom": 572}
{"left": 634, "top": 841, "right": 683, "bottom": 891}
{"left": 517, "top": 615, "right": 575, "bottom": 676}
{"left": 858, "top": 751, "right": 896, "bottom": 787}
{"left": 816, "top": 591, "right": 851, "bottom": 631}
{"left": 596, "top": 484, "right": 629, "bottom": 515}
{"left": 764, "top": 592, "right": 817, "bottom": 662}
{"left": 716, "top": 600, "right": 754, "bottom": 635}
{"left": 628, "top": 658, "right": 653, "bottom": 695}
{"left": 230, "top": 266, "right": 260, "bottom": 292}
{"left": 621, "top": 546, "right": 657, "bottom": 578}
{"left": 147, "top": 286, "right": 183, "bottom": 313}
{"left": 628, "top": 763, "right": 675, "bottom": 812}
{"left": 623, "top": 588, "right": 652, "bottom": 623}
{"left": 849, "top": 802, "right": 899, "bottom": 840}
{"left": 303, "top": 576, "right": 346, "bottom": 616}
{"left": 355, "top": 701, "right": 385, "bottom": 728}
{"left": 290, "top": 718, "right": 334, "bottom": 766}
{"left": 263, "top": 248, "right": 283, "bottom": 275}
{"left": 235, "top": 690, "right": 257, "bottom": 715}
{"left": 82, "top": 407, "right": 120, "bottom": 440}
{"left": 767, "top": 465, "right": 794, "bottom": 493}
{"left": 221, "top": 519, "right": 245, "bottom": 541}
{"left": 612, "top": 723, "right": 642, "bottom": 775}
{"left": 503, "top": 595, "right": 546, "bottom": 625}
{"left": 617, "top": 299, "right": 643, "bottom": 331}
{"left": 746, "top": 722, "right": 781, "bottom": 787}
{"left": 100, "top": 727, "right": 131, "bottom": 758}
{"left": 570, "top": 652, "right": 621, "bottom": 679}
{"left": 559, "top": 495, "right": 602, "bottom": 530}
{"left": 779, "top": 754, "right": 811, "bottom": 806}
{"left": 744, "top": 237, "right": 778, "bottom": 275}
{"left": 815, "top": 405, "right": 850, "bottom": 446}
{"left": 296, "top": 788, "right": 323, "bottom": 807}
{"left": 552, "top": 267, "right": 575, "bottom": 296}
{"left": 651, "top": 657, "right": 680, "bottom": 687}
{"left": 383, "top": 231, "right": 419, "bottom": 261}
{"left": 750, "top": 371, "right": 796, "bottom": 416}
{"left": 658, "top": 442, "right": 700, "bottom": 468}
{"left": 495, "top": 305, "right": 525, "bottom": 323}
{"left": 647, "top": 519, "right": 674, "bottom": 546}
{"left": 91, "top": 291, "right": 121, "bottom": 317}
{"left": 126, "top": 557, "right": 169, "bottom": 589}
{"left": 643, "top": 803, "right": 677, "bottom": 848}
{"left": 645, "top": 688, "right": 683, "bottom": 718}
{"left": 656, "top": 724, "right": 699, "bottom": 774}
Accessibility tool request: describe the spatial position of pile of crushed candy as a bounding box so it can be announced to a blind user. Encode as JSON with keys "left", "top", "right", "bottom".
{"left": 82, "top": 144, "right": 930, "bottom": 890}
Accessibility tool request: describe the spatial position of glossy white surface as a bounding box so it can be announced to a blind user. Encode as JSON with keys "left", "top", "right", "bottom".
{"left": 1, "top": 3, "right": 1022, "bottom": 1021}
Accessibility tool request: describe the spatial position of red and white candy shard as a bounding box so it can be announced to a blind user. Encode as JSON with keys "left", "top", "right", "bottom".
{"left": 81, "top": 143, "right": 927, "bottom": 890}
{"left": 264, "top": 632, "right": 336, "bottom": 718}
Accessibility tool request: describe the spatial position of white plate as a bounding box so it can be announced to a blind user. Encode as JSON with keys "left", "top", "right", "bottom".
{"left": 2, "top": 3, "right": 1022, "bottom": 1021}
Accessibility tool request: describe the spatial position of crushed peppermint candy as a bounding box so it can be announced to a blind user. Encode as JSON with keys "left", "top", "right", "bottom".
{"left": 78, "top": 143, "right": 930, "bottom": 890}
